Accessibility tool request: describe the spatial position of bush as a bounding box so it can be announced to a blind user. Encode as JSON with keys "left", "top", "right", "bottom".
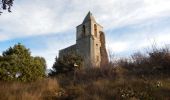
{"left": 49, "top": 53, "right": 83, "bottom": 76}
{"left": 117, "top": 46, "right": 170, "bottom": 77}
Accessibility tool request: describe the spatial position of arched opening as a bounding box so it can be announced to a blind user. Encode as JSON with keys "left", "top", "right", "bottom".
{"left": 94, "top": 24, "right": 97, "bottom": 37}
{"left": 82, "top": 25, "right": 86, "bottom": 37}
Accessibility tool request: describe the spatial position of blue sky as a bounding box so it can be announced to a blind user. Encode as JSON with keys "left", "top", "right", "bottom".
{"left": 0, "top": 0, "right": 170, "bottom": 69}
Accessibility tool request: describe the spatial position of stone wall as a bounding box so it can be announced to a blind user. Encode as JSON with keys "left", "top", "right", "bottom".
{"left": 59, "top": 44, "right": 77, "bottom": 58}
{"left": 100, "top": 31, "right": 109, "bottom": 66}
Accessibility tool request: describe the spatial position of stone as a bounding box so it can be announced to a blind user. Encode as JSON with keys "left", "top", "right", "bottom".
{"left": 59, "top": 12, "right": 108, "bottom": 67}
{"left": 100, "top": 32, "right": 109, "bottom": 66}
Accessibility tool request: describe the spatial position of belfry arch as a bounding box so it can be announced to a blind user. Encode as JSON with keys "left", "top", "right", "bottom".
{"left": 94, "top": 24, "right": 97, "bottom": 37}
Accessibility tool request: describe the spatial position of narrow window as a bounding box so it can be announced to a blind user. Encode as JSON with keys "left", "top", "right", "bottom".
{"left": 96, "top": 44, "right": 98, "bottom": 47}
{"left": 82, "top": 25, "right": 86, "bottom": 37}
{"left": 94, "top": 24, "right": 97, "bottom": 37}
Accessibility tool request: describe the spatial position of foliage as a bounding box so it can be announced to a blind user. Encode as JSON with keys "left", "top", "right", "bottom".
{"left": 0, "top": 43, "right": 46, "bottom": 82}
{"left": 0, "top": 0, "right": 14, "bottom": 14}
{"left": 49, "top": 53, "right": 83, "bottom": 76}
{"left": 149, "top": 47, "right": 170, "bottom": 73}
{"left": 118, "top": 46, "right": 170, "bottom": 77}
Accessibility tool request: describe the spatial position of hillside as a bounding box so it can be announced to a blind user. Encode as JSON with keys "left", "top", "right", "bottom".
{"left": 0, "top": 46, "right": 170, "bottom": 100}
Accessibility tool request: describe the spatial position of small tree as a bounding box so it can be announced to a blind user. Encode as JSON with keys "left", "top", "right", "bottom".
{"left": 0, "top": 43, "right": 46, "bottom": 82}
{"left": 49, "top": 53, "right": 83, "bottom": 76}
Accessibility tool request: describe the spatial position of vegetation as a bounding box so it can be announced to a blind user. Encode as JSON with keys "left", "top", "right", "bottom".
{"left": 49, "top": 53, "right": 83, "bottom": 76}
{"left": 0, "top": 0, "right": 14, "bottom": 14}
{"left": 119, "top": 46, "right": 170, "bottom": 77}
{"left": 0, "top": 78, "right": 61, "bottom": 100}
{"left": 48, "top": 45, "right": 170, "bottom": 100}
{"left": 0, "top": 43, "right": 46, "bottom": 82}
{"left": 54, "top": 67, "right": 170, "bottom": 100}
{"left": 0, "top": 44, "right": 170, "bottom": 100}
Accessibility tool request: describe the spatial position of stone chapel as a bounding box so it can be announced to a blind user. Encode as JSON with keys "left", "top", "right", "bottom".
{"left": 59, "top": 12, "right": 108, "bottom": 67}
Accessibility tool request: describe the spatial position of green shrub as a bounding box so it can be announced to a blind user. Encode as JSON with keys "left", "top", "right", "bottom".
{"left": 0, "top": 43, "right": 46, "bottom": 82}
{"left": 49, "top": 53, "right": 83, "bottom": 76}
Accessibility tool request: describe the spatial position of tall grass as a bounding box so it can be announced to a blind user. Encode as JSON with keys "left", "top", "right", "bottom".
{"left": 0, "top": 79, "right": 61, "bottom": 100}
{"left": 55, "top": 67, "right": 170, "bottom": 100}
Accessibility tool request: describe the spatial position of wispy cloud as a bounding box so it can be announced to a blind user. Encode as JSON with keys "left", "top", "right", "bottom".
{"left": 1, "top": 0, "right": 170, "bottom": 40}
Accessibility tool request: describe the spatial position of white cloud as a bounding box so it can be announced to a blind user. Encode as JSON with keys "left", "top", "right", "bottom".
{"left": 1, "top": 0, "right": 170, "bottom": 40}
{"left": 106, "top": 28, "right": 170, "bottom": 57}
{"left": 107, "top": 42, "right": 129, "bottom": 53}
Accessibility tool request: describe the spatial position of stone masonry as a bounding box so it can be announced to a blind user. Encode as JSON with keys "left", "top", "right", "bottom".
{"left": 59, "top": 12, "right": 108, "bottom": 67}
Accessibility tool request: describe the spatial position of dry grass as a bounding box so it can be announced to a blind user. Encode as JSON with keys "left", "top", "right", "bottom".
{"left": 0, "top": 78, "right": 61, "bottom": 100}
{"left": 0, "top": 68, "right": 170, "bottom": 100}
{"left": 55, "top": 67, "right": 170, "bottom": 100}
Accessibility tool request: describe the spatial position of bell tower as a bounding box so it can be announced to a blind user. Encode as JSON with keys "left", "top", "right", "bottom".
{"left": 76, "top": 12, "right": 104, "bottom": 67}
